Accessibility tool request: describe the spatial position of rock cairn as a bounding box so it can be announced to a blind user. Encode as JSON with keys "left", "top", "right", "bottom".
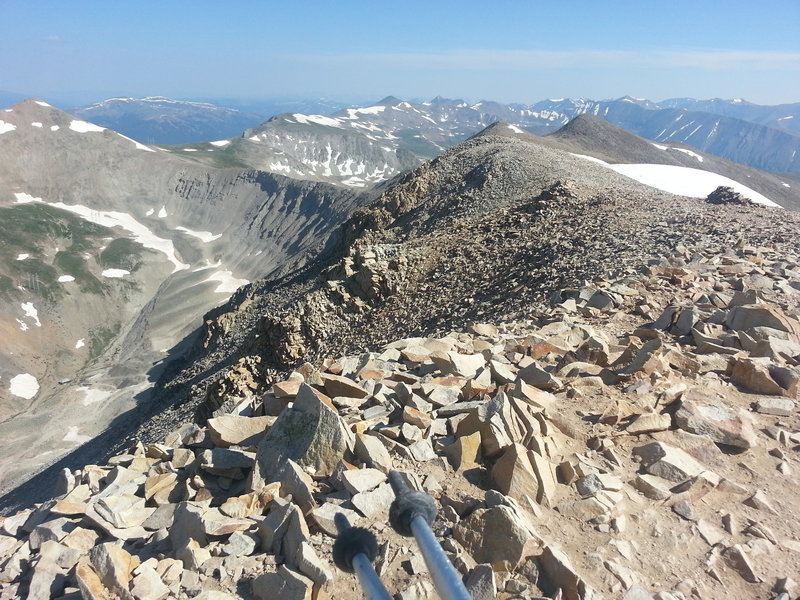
{"left": 1, "top": 241, "right": 799, "bottom": 600}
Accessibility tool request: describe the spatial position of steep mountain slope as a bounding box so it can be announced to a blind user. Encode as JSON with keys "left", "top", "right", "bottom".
{"left": 71, "top": 97, "right": 265, "bottom": 145}
{"left": 130, "top": 125, "right": 800, "bottom": 441}
{"left": 0, "top": 99, "right": 372, "bottom": 491}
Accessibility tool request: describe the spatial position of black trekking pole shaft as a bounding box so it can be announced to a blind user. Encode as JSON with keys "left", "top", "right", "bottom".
{"left": 388, "top": 471, "right": 472, "bottom": 600}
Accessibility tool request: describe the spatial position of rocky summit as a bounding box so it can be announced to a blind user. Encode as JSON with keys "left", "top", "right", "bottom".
{"left": 1, "top": 120, "right": 800, "bottom": 600}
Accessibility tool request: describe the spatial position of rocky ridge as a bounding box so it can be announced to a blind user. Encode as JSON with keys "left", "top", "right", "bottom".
{"left": 147, "top": 131, "right": 800, "bottom": 431}
{"left": 1, "top": 238, "right": 799, "bottom": 599}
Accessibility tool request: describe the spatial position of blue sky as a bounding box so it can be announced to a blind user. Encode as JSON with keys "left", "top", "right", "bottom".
{"left": 1, "top": 0, "right": 799, "bottom": 106}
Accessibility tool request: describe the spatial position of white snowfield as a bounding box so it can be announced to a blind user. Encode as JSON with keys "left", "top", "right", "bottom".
{"left": 9, "top": 374, "right": 39, "bottom": 399}
{"left": 210, "top": 140, "right": 230, "bottom": 147}
{"left": 506, "top": 124, "right": 526, "bottom": 134}
{"left": 16, "top": 253, "right": 29, "bottom": 260}
{"left": 291, "top": 113, "right": 344, "bottom": 128}
{"left": 0, "top": 121, "right": 17, "bottom": 134}
{"left": 14, "top": 193, "right": 42, "bottom": 203}
{"left": 570, "top": 154, "right": 780, "bottom": 208}
{"left": 75, "top": 339, "right": 85, "bottom": 349}
{"left": 175, "top": 226, "right": 222, "bottom": 243}
{"left": 12, "top": 194, "right": 189, "bottom": 272}
{"left": 20, "top": 302, "right": 41, "bottom": 327}
{"left": 50, "top": 125, "right": 59, "bottom": 131}
{"left": 31, "top": 122, "right": 43, "bottom": 128}
{"left": 35, "top": 101, "right": 51, "bottom": 107}
{"left": 101, "top": 268, "right": 130, "bottom": 278}
{"left": 202, "top": 269, "right": 249, "bottom": 294}
{"left": 69, "top": 120, "right": 105, "bottom": 133}
{"left": 116, "top": 132, "right": 155, "bottom": 152}
{"left": 57, "top": 275, "right": 76, "bottom": 282}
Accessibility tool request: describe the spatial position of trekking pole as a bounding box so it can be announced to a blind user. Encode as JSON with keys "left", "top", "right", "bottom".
{"left": 387, "top": 471, "right": 472, "bottom": 600}
{"left": 332, "top": 512, "right": 392, "bottom": 600}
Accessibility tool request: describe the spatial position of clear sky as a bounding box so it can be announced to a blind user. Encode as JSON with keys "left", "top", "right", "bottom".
{"left": 1, "top": 0, "right": 799, "bottom": 106}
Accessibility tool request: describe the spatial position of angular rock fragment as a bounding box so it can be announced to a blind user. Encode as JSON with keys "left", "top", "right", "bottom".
{"left": 453, "top": 503, "right": 539, "bottom": 571}
{"left": 675, "top": 397, "right": 757, "bottom": 448}
{"left": 253, "top": 383, "right": 350, "bottom": 483}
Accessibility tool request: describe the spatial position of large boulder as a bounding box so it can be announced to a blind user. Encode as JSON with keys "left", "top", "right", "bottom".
{"left": 252, "top": 384, "right": 351, "bottom": 485}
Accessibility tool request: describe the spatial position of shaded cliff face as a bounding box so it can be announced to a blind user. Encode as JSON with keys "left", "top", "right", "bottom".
{"left": 0, "top": 99, "right": 372, "bottom": 491}
{"left": 140, "top": 130, "right": 800, "bottom": 440}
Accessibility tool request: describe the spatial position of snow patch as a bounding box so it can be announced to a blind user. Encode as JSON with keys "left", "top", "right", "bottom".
{"left": 58, "top": 275, "right": 75, "bottom": 282}
{"left": 77, "top": 385, "right": 112, "bottom": 405}
{"left": 672, "top": 148, "right": 704, "bottom": 162}
{"left": 175, "top": 226, "right": 222, "bottom": 243}
{"left": 14, "top": 192, "right": 42, "bottom": 204}
{"left": 183, "top": 148, "right": 197, "bottom": 152}
{"left": 10, "top": 374, "right": 39, "bottom": 399}
{"left": 101, "top": 268, "right": 130, "bottom": 278}
{"left": 16, "top": 253, "right": 29, "bottom": 260}
{"left": 35, "top": 199, "right": 187, "bottom": 272}
{"left": 31, "top": 122, "right": 43, "bottom": 128}
{"left": 569, "top": 155, "right": 780, "bottom": 207}
{"left": 145, "top": 208, "right": 154, "bottom": 216}
{"left": 0, "top": 121, "right": 17, "bottom": 134}
{"left": 35, "top": 101, "right": 51, "bottom": 107}
{"left": 291, "top": 113, "right": 344, "bottom": 128}
{"left": 210, "top": 139, "right": 230, "bottom": 147}
{"left": 62, "top": 426, "right": 91, "bottom": 444}
{"left": 116, "top": 132, "right": 155, "bottom": 152}
{"left": 75, "top": 338, "right": 85, "bottom": 349}
{"left": 781, "top": 182, "right": 790, "bottom": 188}
{"left": 778, "top": 116, "right": 794, "bottom": 120}
{"left": 158, "top": 206, "right": 167, "bottom": 218}
{"left": 21, "top": 302, "right": 41, "bottom": 327}
{"left": 202, "top": 270, "right": 249, "bottom": 294}
{"left": 69, "top": 120, "right": 105, "bottom": 133}
{"left": 50, "top": 125, "right": 59, "bottom": 131}
{"left": 651, "top": 143, "right": 668, "bottom": 150}
{"left": 506, "top": 124, "right": 525, "bottom": 134}
{"left": 17, "top": 320, "right": 28, "bottom": 331}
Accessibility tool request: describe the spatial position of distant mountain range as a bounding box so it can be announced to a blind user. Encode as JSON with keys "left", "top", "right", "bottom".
{"left": 69, "top": 97, "right": 357, "bottom": 145}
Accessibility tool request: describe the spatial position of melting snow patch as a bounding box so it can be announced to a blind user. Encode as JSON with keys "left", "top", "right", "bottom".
{"left": 507, "top": 124, "right": 525, "bottom": 134}
{"left": 75, "top": 338, "right": 85, "bottom": 349}
{"left": 69, "top": 120, "right": 105, "bottom": 133}
{"left": 24, "top": 198, "right": 187, "bottom": 271}
{"left": 183, "top": 148, "right": 198, "bottom": 152}
{"left": 58, "top": 275, "right": 75, "bottom": 282}
{"left": 782, "top": 182, "right": 791, "bottom": 188}
{"left": 77, "top": 386, "right": 112, "bottom": 405}
{"left": 210, "top": 139, "right": 230, "bottom": 147}
{"left": 50, "top": 125, "right": 59, "bottom": 131}
{"left": 116, "top": 132, "right": 155, "bottom": 152}
{"left": 31, "top": 122, "right": 43, "bottom": 128}
{"left": 291, "top": 113, "right": 344, "bottom": 128}
{"left": 16, "top": 320, "right": 28, "bottom": 331}
{"left": 35, "top": 101, "right": 51, "bottom": 107}
{"left": 14, "top": 192, "right": 41, "bottom": 203}
{"left": 62, "top": 426, "right": 91, "bottom": 444}
{"left": 16, "top": 253, "right": 29, "bottom": 260}
{"left": 202, "top": 270, "right": 249, "bottom": 294}
{"left": 0, "top": 121, "right": 17, "bottom": 134}
{"left": 21, "top": 302, "right": 41, "bottom": 327}
{"left": 101, "top": 268, "right": 130, "bottom": 278}
{"left": 158, "top": 206, "right": 167, "bottom": 218}
{"left": 145, "top": 208, "right": 154, "bottom": 216}
{"left": 10, "top": 374, "right": 39, "bottom": 399}
{"left": 652, "top": 143, "right": 668, "bottom": 150}
{"left": 175, "top": 226, "right": 222, "bottom": 243}
{"left": 672, "top": 148, "right": 704, "bottom": 162}
{"left": 569, "top": 155, "right": 780, "bottom": 207}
